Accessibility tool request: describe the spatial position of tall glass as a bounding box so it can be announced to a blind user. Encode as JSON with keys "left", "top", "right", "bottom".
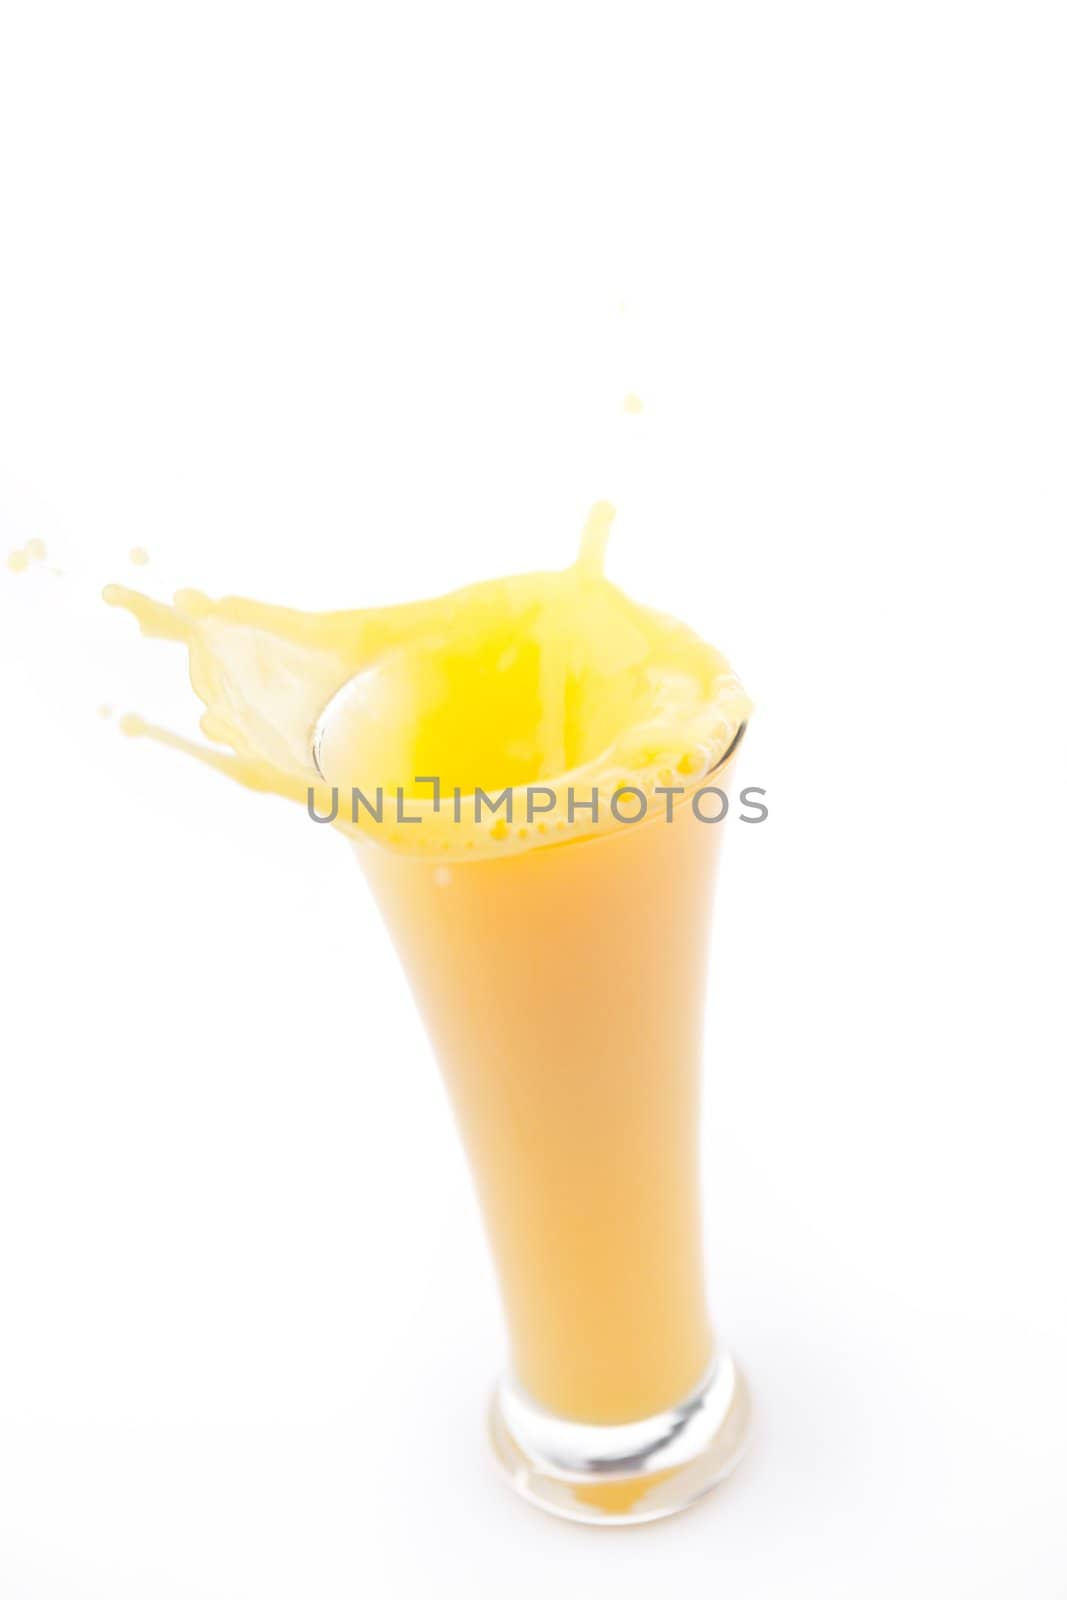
{"left": 356, "top": 744, "right": 750, "bottom": 1524}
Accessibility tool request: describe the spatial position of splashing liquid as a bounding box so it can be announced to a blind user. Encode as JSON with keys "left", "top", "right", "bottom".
{"left": 103, "top": 503, "right": 749, "bottom": 855}
{"left": 105, "top": 505, "right": 751, "bottom": 1434}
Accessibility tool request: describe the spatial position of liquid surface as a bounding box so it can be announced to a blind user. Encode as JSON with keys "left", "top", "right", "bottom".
{"left": 104, "top": 504, "right": 749, "bottom": 857}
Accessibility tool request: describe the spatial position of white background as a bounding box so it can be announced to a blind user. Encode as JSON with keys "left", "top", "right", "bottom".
{"left": 1, "top": 3, "right": 1065, "bottom": 1595}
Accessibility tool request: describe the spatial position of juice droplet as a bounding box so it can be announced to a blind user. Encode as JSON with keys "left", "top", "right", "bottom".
{"left": 129, "top": 546, "right": 150, "bottom": 567}
{"left": 7, "top": 539, "right": 49, "bottom": 571}
{"left": 622, "top": 393, "right": 643, "bottom": 414}
{"left": 97, "top": 704, "right": 113, "bottom": 720}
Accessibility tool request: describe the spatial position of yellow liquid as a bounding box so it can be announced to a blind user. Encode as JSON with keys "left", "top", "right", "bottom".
{"left": 105, "top": 505, "right": 751, "bottom": 1426}
{"left": 362, "top": 794, "right": 728, "bottom": 1422}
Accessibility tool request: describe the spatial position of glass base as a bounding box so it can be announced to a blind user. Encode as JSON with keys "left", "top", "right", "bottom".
{"left": 489, "top": 1350, "right": 750, "bottom": 1526}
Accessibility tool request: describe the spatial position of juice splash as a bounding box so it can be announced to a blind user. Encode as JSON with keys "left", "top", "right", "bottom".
{"left": 103, "top": 503, "right": 749, "bottom": 858}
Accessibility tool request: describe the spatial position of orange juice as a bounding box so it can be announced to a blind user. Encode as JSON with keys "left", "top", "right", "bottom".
{"left": 360, "top": 792, "right": 730, "bottom": 1424}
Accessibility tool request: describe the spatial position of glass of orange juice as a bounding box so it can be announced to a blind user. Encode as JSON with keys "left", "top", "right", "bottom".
{"left": 105, "top": 504, "right": 753, "bottom": 1524}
